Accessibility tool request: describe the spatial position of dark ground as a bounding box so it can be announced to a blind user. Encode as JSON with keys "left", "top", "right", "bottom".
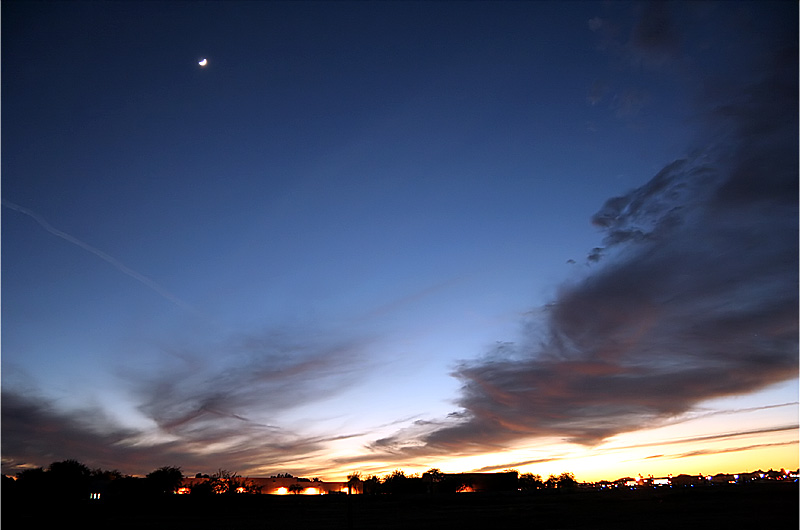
{"left": 5, "top": 482, "right": 798, "bottom": 529}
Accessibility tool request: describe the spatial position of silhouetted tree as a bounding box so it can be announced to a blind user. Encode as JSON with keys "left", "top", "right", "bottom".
{"left": 92, "top": 468, "right": 123, "bottom": 481}
{"left": 363, "top": 475, "right": 381, "bottom": 495}
{"left": 424, "top": 468, "right": 445, "bottom": 494}
{"left": 231, "top": 475, "right": 262, "bottom": 494}
{"left": 288, "top": 483, "right": 304, "bottom": 495}
{"left": 557, "top": 472, "right": 577, "bottom": 489}
{"left": 347, "top": 471, "right": 362, "bottom": 495}
{"left": 381, "top": 470, "right": 425, "bottom": 495}
{"left": 49, "top": 459, "right": 91, "bottom": 480}
{"left": 146, "top": 466, "right": 184, "bottom": 495}
{"left": 189, "top": 480, "right": 214, "bottom": 496}
{"left": 545, "top": 472, "right": 577, "bottom": 489}
{"left": 2, "top": 474, "right": 18, "bottom": 500}
{"left": 382, "top": 469, "right": 407, "bottom": 495}
{"left": 209, "top": 469, "right": 236, "bottom": 494}
{"left": 204, "top": 469, "right": 261, "bottom": 494}
{"left": 519, "top": 473, "right": 544, "bottom": 491}
{"left": 107, "top": 475, "right": 148, "bottom": 500}
{"left": 14, "top": 466, "right": 48, "bottom": 497}
{"left": 48, "top": 459, "right": 92, "bottom": 501}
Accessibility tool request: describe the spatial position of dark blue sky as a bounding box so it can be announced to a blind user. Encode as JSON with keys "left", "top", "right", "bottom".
{"left": 2, "top": 1, "right": 797, "bottom": 480}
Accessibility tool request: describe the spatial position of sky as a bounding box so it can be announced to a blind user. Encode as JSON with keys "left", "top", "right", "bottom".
{"left": 2, "top": 1, "right": 797, "bottom": 482}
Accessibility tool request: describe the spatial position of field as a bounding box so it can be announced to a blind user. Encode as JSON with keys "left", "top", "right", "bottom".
{"left": 5, "top": 482, "right": 798, "bottom": 529}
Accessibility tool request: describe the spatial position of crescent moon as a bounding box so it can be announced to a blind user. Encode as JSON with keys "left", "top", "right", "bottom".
{"left": 198, "top": 58, "right": 208, "bottom": 67}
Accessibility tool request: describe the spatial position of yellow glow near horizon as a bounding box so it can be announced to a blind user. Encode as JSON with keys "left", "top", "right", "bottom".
{"left": 310, "top": 416, "right": 798, "bottom": 483}
{"left": 232, "top": 389, "right": 798, "bottom": 484}
{"left": 313, "top": 441, "right": 797, "bottom": 484}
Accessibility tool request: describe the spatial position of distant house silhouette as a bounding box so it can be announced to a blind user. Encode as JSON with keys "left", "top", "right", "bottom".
{"left": 670, "top": 474, "right": 706, "bottom": 487}
{"left": 421, "top": 471, "right": 518, "bottom": 493}
{"left": 180, "top": 472, "right": 517, "bottom": 495}
{"left": 710, "top": 473, "right": 737, "bottom": 484}
{"left": 179, "top": 476, "right": 356, "bottom": 495}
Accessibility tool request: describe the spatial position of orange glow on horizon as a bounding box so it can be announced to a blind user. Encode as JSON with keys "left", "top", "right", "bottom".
{"left": 305, "top": 419, "right": 797, "bottom": 484}
{"left": 174, "top": 390, "right": 797, "bottom": 485}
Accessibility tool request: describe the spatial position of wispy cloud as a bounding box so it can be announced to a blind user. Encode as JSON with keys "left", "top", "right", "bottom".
{"left": 1, "top": 326, "right": 378, "bottom": 477}
{"left": 617, "top": 424, "right": 800, "bottom": 454}
{"left": 666, "top": 440, "right": 799, "bottom": 460}
{"left": 2, "top": 200, "right": 201, "bottom": 316}
{"left": 657, "top": 402, "right": 799, "bottom": 429}
{"left": 471, "top": 457, "right": 562, "bottom": 473}
{"left": 0, "top": 387, "right": 347, "bottom": 476}
{"left": 125, "top": 329, "right": 374, "bottom": 442}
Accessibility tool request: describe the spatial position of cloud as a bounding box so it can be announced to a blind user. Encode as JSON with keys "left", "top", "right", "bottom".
{"left": 666, "top": 440, "right": 798, "bottom": 460}
{"left": 126, "top": 329, "right": 373, "bottom": 442}
{"left": 0, "top": 390, "right": 140, "bottom": 473}
{"left": 459, "top": 424, "right": 800, "bottom": 474}
{"left": 1, "top": 200, "right": 202, "bottom": 317}
{"left": 657, "top": 402, "right": 799, "bottom": 429}
{"left": 471, "top": 457, "right": 559, "bottom": 473}
{"left": 0, "top": 388, "right": 356, "bottom": 476}
{"left": 372, "top": 7, "right": 797, "bottom": 458}
{"left": 2, "top": 326, "right": 377, "bottom": 477}
{"left": 619, "top": 424, "right": 800, "bottom": 454}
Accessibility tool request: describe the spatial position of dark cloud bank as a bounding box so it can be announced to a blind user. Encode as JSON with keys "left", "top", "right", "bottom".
{"left": 375, "top": 4, "right": 798, "bottom": 457}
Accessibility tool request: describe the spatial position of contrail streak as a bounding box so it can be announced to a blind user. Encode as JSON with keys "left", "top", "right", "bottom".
{"left": 3, "top": 199, "right": 200, "bottom": 316}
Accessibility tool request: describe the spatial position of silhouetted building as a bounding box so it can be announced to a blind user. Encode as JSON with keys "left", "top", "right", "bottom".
{"left": 670, "top": 474, "right": 705, "bottom": 487}
{"left": 179, "top": 476, "right": 355, "bottom": 495}
{"left": 711, "top": 473, "right": 737, "bottom": 484}
{"left": 437, "top": 471, "right": 519, "bottom": 493}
